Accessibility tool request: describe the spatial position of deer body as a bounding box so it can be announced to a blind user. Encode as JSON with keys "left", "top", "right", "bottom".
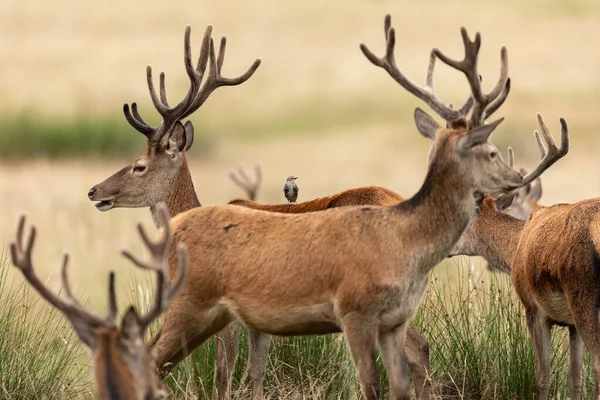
{"left": 511, "top": 199, "right": 600, "bottom": 400}
{"left": 153, "top": 121, "right": 523, "bottom": 400}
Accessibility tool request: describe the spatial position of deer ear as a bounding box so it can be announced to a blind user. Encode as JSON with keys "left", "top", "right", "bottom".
{"left": 456, "top": 117, "right": 504, "bottom": 152}
{"left": 414, "top": 108, "right": 440, "bottom": 140}
{"left": 167, "top": 121, "right": 187, "bottom": 155}
{"left": 120, "top": 306, "right": 143, "bottom": 341}
{"left": 183, "top": 121, "right": 195, "bottom": 152}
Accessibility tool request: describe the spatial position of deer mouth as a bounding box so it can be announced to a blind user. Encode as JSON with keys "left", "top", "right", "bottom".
{"left": 94, "top": 198, "right": 114, "bottom": 211}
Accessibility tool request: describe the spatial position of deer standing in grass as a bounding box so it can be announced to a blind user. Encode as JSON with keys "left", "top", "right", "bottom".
{"left": 8, "top": 205, "right": 188, "bottom": 400}
{"left": 143, "top": 14, "right": 528, "bottom": 399}
{"left": 89, "top": 23, "right": 432, "bottom": 399}
{"left": 446, "top": 115, "right": 600, "bottom": 399}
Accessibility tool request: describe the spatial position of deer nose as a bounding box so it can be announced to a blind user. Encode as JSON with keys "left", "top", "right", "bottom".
{"left": 87, "top": 187, "right": 97, "bottom": 199}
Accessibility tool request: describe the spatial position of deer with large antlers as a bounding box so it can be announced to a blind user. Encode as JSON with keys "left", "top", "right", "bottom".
{"left": 89, "top": 23, "right": 435, "bottom": 399}
{"left": 87, "top": 24, "right": 261, "bottom": 225}
{"left": 446, "top": 114, "right": 600, "bottom": 400}
{"left": 143, "top": 15, "right": 531, "bottom": 400}
{"left": 9, "top": 205, "right": 188, "bottom": 400}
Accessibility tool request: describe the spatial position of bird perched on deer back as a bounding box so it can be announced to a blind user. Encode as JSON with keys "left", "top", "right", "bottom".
{"left": 283, "top": 176, "right": 299, "bottom": 204}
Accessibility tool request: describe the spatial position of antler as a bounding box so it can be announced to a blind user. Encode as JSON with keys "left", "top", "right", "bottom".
{"left": 360, "top": 15, "right": 461, "bottom": 122}
{"left": 229, "top": 164, "right": 262, "bottom": 201}
{"left": 360, "top": 14, "right": 509, "bottom": 129}
{"left": 520, "top": 113, "right": 569, "bottom": 188}
{"left": 432, "top": 27, "right": 509, "bottom": 128}
{"left": 124, "top": 25, "right": 262, "bottom": 145}
{"left": 495, "top": 113, "right": 568, "bottom": 207}
{"left": 121, "top": 204, "right": 189, "bottom": 331}
{"left": 9, "top": 216, "right": 117, "bottom": 347}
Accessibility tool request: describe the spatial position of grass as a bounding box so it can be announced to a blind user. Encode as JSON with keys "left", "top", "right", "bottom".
{"left": 1, "top": 252, "right": 599, "bottom": 399}
{"left": 0, "top": 251, "right": 90, "bottom": 399}
{"left": 120, "top": 259, "right": 597, "bottom": 399}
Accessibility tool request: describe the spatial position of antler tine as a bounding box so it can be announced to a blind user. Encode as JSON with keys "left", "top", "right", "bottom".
{"left": 360, "top": 14, "right": 460, "bottom": 122}
{"left": 433, "top": 27, "right": 509, "bottom": 127}
{"left": 534, "top": 129, "right": 547, "bottom": 159}
{"left": 121, "top": 205, "right": 188, "bottom": 329}
{"left": 159, "top": 72, "right": 170, "bottom": 108}
{"left": 520, "top": 113, "right": 569, "bottom": 187}
{"left": 10, "top": 216, "right": 108, "bottom": 330}
{"left": 180, "top": 34, "right": 262, "bottom": 120}
{"left": 106, "top": 272, "right": 118, "bottom": 326}
{"left": 484, "top": 78, "right": 511, "bottom": 120}
{"left": 123, "top": 104, "right": 154, "bottom": 138}
{"left": 508, "top": 147, "right": 515, "bottom": 169}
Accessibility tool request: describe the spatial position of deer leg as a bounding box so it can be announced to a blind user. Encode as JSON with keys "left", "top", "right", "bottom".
{"left": 341, "top": 312, "right": 380, "bottom": 400}
{"left": 405, "top": 325, "right": 431, "bottom": 400}
{"left": 152, "top": 307, "right": 232, "bottom": 380}
{"left": 525, "top": 308, "right": 552, "bottom": 400}
{"left": 567, "top": 326, "right": 584, "bottom": 400}
{"left": 567, "top": 306, "right": 600, "bottom": 399}
{"left": 378, "top": 323, "right": 411, "bottom": 400}
{"left": 214, "top": 322, "right": 241, "bottom": 399}
{"left": 247, "top": 329, "right": 272, "bottom": 400}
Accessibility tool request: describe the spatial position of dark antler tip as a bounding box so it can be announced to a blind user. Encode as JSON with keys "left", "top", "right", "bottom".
{"left": 146, "top": 65, "right": 152, "bottom": 73}
{"left": 123, "top": 104, "right": 129, "bottom": 112}
{"left": 385, "top": 14, "right": 391, "bottom": 21}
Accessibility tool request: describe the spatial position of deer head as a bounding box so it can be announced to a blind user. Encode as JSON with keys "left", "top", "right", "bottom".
{"left": 88, "top": 25, "right": 261, "bottom": 223}
{"left": 450, "top": 114, "right": 569, "bottom": 271}
{"left": 9, "top": 205, "right": 188, "bottom": 400}
{"left": 360, "top": 15, "right": 522, "bottom": 197}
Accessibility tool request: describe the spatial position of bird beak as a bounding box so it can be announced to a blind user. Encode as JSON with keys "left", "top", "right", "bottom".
{"left": 293, "top": 176, "right": 298, "bottom": 180}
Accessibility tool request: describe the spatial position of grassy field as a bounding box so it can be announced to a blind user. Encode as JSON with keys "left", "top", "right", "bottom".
{"left": 2, "top": 0, "right": 600, "bottom": 398}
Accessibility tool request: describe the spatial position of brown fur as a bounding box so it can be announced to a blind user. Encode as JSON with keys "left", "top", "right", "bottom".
{"left": 511, "top": 199, "right": 600, "bottom": 399}
{"left": 229, "top": 186, "right": 405, "bottom": 212}
{"left": 228, "top": 186, "right": 440, "bottom": 399}
{"left": 451, "top": 197, "right": 526, "bottom": 274}
{"left": 91, "top": 139, "right": 436, "bottom": 399}
{"left": 151, "top": 123, "right": 522, "bottom": 400}
{"left": 93, "top": 325, "right": 165, "bottom": 400}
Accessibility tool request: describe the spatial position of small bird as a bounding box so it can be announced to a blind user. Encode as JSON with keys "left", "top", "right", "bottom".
{"left": 283, "top": 176, "right": 299, "bottom": 204}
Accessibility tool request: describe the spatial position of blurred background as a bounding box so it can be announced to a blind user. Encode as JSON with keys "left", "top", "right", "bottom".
{"left": 1, "top": 0, "right": 599, "bottom": 303}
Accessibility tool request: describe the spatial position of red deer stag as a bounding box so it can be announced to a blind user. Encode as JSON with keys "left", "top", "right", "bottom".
{"left": 148, "top": 15, "right": 526, "bottom": 400}
{"left": 8, "top": 205, "right": 188, "bottom": 400}
{"left": 450, "top": 114, "right": 568, "bottom": 276}
{"left": 88, "top": 23, "right": 432, "bottom": 400}
{"left": 448, "top": 115, "right": 581, "bottom": 399}
{"left": 506, "top": 124, "right": 600, "bottom": 399}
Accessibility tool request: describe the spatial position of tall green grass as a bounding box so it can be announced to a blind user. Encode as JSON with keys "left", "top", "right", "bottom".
{"left": 126, "top": 259, "right": 597, "bottom": 399}
{"left": 0, "top": 253, "right": 596, "bottom": 399}
{"left": 0, "top": 251, "right": 91, "bottom": 399}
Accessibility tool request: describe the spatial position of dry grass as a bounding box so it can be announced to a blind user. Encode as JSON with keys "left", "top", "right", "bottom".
{"left": 2, "top": 0, "right": 600, "bottom": 139}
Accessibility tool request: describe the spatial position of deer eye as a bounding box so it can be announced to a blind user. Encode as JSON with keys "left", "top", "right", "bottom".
{"left": 490, "top": 151, "right": 497, "bottom": 159}
{"left": 133, "top": 165, "right": 147, "bottom": 174}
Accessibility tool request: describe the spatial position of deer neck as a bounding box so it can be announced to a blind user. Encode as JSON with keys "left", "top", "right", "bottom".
{"left": 394, "top": 150, "right": 478, "bottom": 273}
{"left": 473, "top": 210, "right": 525, "bottom": 274}
{"left": 150, "top": 160, "right": 201, "bottom": 228}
